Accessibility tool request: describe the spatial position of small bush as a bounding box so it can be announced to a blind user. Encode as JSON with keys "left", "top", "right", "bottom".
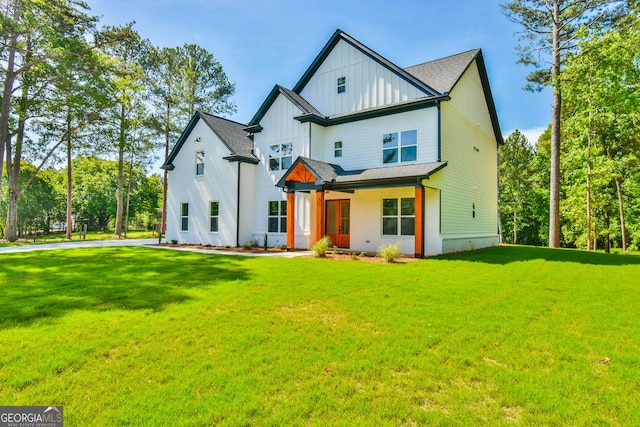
{"left": 242, "top": 241, "right": 254, "bottom": 250}
{"left": 312, "top": 236, "right": 332, "bottom": 257}
{"left": 360, "top": 251, "right": 368, "bottom": 257}
{"left": 378, "top": 243, "right": 401, "bottom": 262}
{"left": 170, "top": 239, "right": 177, "bottom": 245}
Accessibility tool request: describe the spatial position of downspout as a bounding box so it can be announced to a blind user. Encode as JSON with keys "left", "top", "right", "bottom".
{"left": 437, "top": 100, "right": 442, "bottom": 162}
{"left": 236, "top": 162, "right": 241, "bottom": 247}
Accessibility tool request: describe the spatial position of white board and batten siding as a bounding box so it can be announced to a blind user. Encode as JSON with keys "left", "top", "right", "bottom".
{"left": 252, "top": 93, "right": 311, "bottom": 247}
{"left": 301, "top": 39, "right": 428, "bottom": 117}
{"left": 312, "top": 108, "right": 439, "bottom": 170}
{"left": 426, "top": 60, "right": 499, "bottom": 253}
{"left": 165, "top": 119, "right": 241, "bottom": 246}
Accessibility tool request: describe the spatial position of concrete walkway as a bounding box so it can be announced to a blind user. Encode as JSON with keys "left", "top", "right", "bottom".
{"left": 0, "top": 238, "right": 158, "bottom": 253}
{"left": 0, "top": 238, "right": 313, "bottom": 258}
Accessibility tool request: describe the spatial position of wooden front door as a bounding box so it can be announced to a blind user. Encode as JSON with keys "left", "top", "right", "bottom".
{"left": 326, "top": 200, "right": 350, "bottom": 248}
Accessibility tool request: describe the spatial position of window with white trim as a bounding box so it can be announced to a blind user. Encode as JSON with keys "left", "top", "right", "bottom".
{"left": 383, "top": 130, "right": 417, "bottom": 164}
{"left": 337, "top": 76, "right": 346, "bottom": 94}
{"left": 210, "top": 201, "right": 219, "bottom": 232}
{"left": 180, "top": 203, "right": 189, "bottom": 231}
{"left": 382, "top": 198, "right": 415, "bottom": 236}
{"left": 196, "top": 151, "right": 204, "bottom": 175}
{"left": 268, "top": 200, "right": 287, "bottom": 233}
{"left": 269, "top": 143, "right": 293, "bottom": 171}
{"left": 334, "top": 141, "right": 342, "bottom": 157}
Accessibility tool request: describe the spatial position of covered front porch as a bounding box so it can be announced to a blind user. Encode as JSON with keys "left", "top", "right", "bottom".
{"left": 277, "top": 157, "right": 446, "bottom": 258}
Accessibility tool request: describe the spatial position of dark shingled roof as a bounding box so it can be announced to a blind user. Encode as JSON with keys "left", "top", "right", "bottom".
{"left": 161, "top": 111, "right": 258, "bottom": 170}
{"left": 404, "top": 49, "right": 480, "bottom": 95}
{"left": 277, "top": 157, "right": 447, "bottom": 190}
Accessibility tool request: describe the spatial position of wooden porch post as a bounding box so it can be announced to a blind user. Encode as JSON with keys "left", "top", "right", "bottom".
{"left": 287, "top": 191, "right": 295, "bottom": 250}
{"left": 315, "top": 190, "right": 325, "bottom": 243}
{"left": 415, "top": 184, "right": 424, "bottom": 258}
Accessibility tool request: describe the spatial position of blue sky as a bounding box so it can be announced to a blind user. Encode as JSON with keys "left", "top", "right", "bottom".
{"left": 88, "top": 0, "right": 551, "bottom": 144}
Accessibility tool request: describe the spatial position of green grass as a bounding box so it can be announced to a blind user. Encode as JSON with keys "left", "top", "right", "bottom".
{"left": 0, "top": 246, "right": 639, "bottom": 425}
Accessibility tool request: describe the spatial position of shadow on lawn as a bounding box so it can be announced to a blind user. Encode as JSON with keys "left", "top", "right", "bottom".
{"left": 434, "top": 245, "right": 640, "bottom": 266}
{"left": 0, "top": 247, "right": 251, "bottom": 328}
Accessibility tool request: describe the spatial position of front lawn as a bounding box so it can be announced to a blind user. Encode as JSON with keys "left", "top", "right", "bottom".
{"left": 0, "top": 246, "right": 639, "bottom": 425}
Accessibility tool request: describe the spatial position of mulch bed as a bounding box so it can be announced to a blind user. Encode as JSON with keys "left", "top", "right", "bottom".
{"left": 159, "top": 243, "right": 420, "bottom": 263}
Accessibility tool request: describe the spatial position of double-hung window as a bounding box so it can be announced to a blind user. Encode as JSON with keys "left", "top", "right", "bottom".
{"left": 269, "top": 143, "right": 293, "bottom": 171}
{"left": 196, "top": 151, "right": 204, "bottom": 176}
{"left": 337, "top": 76, "right": 346, "bottom": 93}
{"left": 181, "top": 203, "right": 189, "bottom": 231}
{"left": 383, "top": 130, "right": 417, "bottom": 164}
{"left": 268, "top": 201, "right": 287, "bottom": 233}
{"left": 334, "top": 141, "right": 343, "bottom": 157}
{"left": 382, "top": 198, "right": 415, "bottom": 236}
{"left": 210, "top": 201, "right": 219, "bottom": 232}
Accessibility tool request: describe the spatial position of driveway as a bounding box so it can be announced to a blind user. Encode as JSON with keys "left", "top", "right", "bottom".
{"left": 0, "top": 238, "right": 158, "bottom": 254}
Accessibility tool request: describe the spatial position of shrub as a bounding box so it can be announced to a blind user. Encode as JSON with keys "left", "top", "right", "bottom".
{"left": 378, "top": 243, "right": 401, "bottom": 262}
{"left": 312, "top": 236, "right": 332, "bottom": 257}
{"left": 170, "top": 239, "right": 177, "bottom": 245}
{"left": 242, "top": 241, "right": 254, "bottom": 250}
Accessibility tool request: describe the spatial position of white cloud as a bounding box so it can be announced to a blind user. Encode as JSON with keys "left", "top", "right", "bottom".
{"left": 503, "top": 127, "right": 547, "bottom": 145}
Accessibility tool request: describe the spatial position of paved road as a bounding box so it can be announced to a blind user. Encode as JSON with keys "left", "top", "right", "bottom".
{"left": 0, "top": 239, "right": 312, "bottom": 258}
{"left": 0, "top": 238, "right": 158, "bottom": 253}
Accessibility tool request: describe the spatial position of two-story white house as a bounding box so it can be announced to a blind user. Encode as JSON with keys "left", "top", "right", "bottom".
{"left": 162, "top": 29, "right": 503, "bottom": 257}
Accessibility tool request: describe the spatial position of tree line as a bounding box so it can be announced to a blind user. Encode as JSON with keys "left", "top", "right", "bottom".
{"left": 500, "top": 0, "right": 639, "bottom": 251}
{"left": 0, "top": 0, "right": 235, "bottom": 241}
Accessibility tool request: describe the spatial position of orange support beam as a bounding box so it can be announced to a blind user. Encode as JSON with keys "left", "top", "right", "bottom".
{"left": 315, "top": 190, "right": 325, "bottom": 242}
{"left": 415, "top": 185, "right": 424, "bottom": 258}
{"left": 287, "top": 192, "right": 295, "bottom": 250}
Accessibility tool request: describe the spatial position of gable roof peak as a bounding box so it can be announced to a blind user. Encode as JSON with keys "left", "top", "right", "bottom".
{"left": 291, "top": 28, "right": 440, "bottom": 97}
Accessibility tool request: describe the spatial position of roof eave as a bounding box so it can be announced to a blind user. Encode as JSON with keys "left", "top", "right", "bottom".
{"left": 223, "top": 154, "right": 260, "bottom": 164}
{"left": 294, "top": 96, "right": 447, "bottom": 127}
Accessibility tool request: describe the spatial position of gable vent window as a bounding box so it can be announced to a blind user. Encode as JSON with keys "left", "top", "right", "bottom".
{"left": 383, "top": 130, "right": 417, "bottom": 164}
{"left": 196, "top": 151, "right": 204, "bottom": 176}
{"left": 337, "top": 76, "right": 346, "bottom": 94}
{"left": 269, "top": 143, "right": 293, "bottom": 171}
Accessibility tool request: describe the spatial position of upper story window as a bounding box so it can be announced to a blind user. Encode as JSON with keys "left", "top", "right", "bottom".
{"left": 334, "top": 141, "right": 342, "bottom": 158}
{"left": 383, "top": 130, "right": 417, "bottom": 164}
{"left": 337, "top": 76, "right": 346, "bottom": 94}
{"left": 269, "top": 142, "right": 293, "bottom": 171}
{"left": 196, "top": 151, "right": 204, "bottom": 176}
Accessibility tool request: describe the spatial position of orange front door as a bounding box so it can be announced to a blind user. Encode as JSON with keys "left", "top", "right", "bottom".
{"left": 326, "top": 200, "right": 350, "bottom": 248}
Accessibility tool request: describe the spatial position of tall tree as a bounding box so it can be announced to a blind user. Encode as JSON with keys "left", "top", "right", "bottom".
{"left": 501, "top": 0, "right": 627, "bottom": 247}
{"left": 98, "top": 24, "right": 149, "bottom": 237}
{"left": 562, "top": 12, "right": 640, "bottom": 251}
{"left": 1, "top": 0, "right": 102, "bottom": 241}
{"left": 145, "top": 43, "right": 236, "bottom": 236}
{"left": 0, "top": 0, "right": 98, "bottom": 206}
{"left": 178, "top": 43, "right": 236, "bottom": 122}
